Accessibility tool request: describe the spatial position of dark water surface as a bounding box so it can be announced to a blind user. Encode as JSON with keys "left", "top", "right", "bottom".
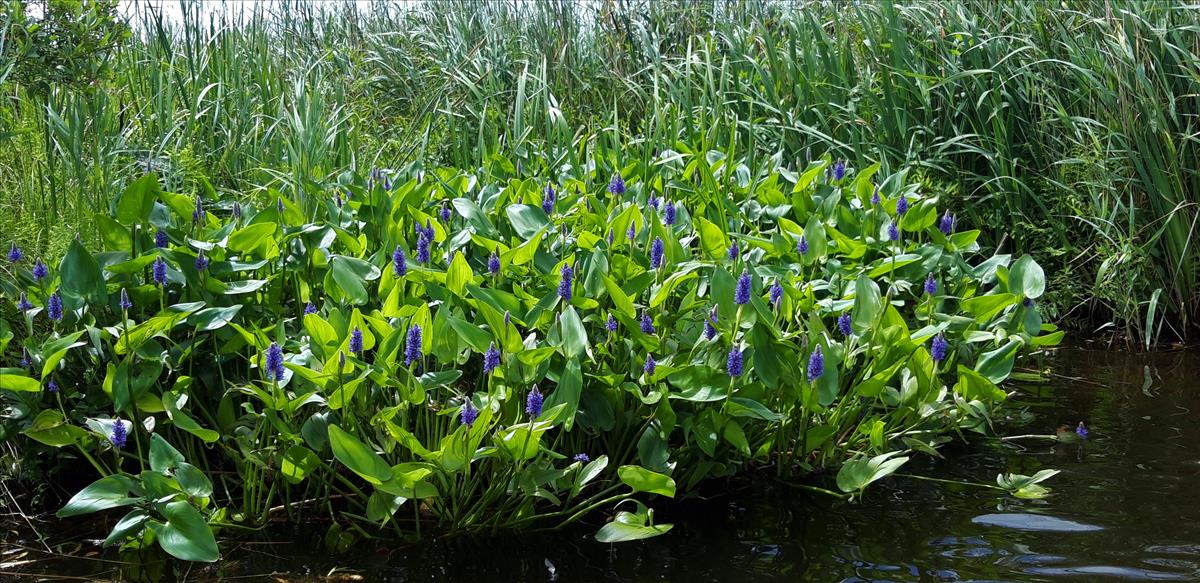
{"left": 6, "top": 348, "right": 1200, "bottom": 582}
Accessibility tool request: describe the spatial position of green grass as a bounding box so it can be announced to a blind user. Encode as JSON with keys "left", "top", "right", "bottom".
{"left": 2, "top": 0, "right": 1198, "bottom": 345}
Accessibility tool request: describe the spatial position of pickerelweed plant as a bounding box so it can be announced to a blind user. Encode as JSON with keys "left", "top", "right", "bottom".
{"left": 0, "top": 158, "right": 1061, "bottom": 561}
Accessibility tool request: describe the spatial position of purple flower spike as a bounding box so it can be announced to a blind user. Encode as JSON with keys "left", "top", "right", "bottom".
{"left": 734, "top": 269, "right": 751, "bottom": 305}
{"left": 650, "top": 237, "right": 665, "bottom": 269}
{"left": 233, "top": 201, "right": 243, "bottom": 219}
{"left": 626, "top": 221, "right": 637, "bottom": 242}
{"left": 416, "top": 231, "right": 432, "bottom": 264}
{"left": 606, "top": 230, "right": 614, "bottom": 246}
{"left": 931, "top": 334, "right": 949, "bottom": 362}
{"left": 703, "top": 306, "right": 718, "bottom": 340}
{"left": 110, "top": 421, "right": 127, "bottom": 449}
{"left": 871, "top": 186, "right": 881, "bottom": 206}
{"left": 17, "top": 292, "right": 33, "bottom": 312}
{"left": 152, "top": 256, "right": 168, "bottom": 286}
{"left": 640, "top": 311, "right": 655, "bottom": 335}
{"left": 6, "top": 243, "right": 23, "bottom": 263}
{"left": 46, "top": 291, "right": 63, "bottom": 321}
{"left": 939, "top": 211, "right": 955, "bottom": 235}
{"left": 727, "top": 346, "right": 744, "bottom": 377}
{"left": 488, "top": 252, "right": 501, "bottom": 276}
{"left": 349, "top": 327, "right": 363, "bottom": 356}
{"left": 728, "top": 241, "right": 739, "bottom": 261}
{"left": 32, "top": 258, "right": 48, "bottom": 281}
{"left": 440, "top": 201, "right": 452, "bottom": 224}
{"left": 558, "top": 263, "right": 573, "bottom": 302}
{"left": 542, "top": 184, "right": 557, "bottom": 215}
{"left": 664, "top": 201, "right": 677, "bottom": 226}
{"left": 461, "top": 401, "right": 479, "bottom": 427}
{"left": 119, "top": 289, "right": 133, "bottom": 311}
{"left": 606, "top": 313, "right": 618, "bottom": 332}
{"left": 392, "top": 246, "right": 408, "bottom": 276}
{"left": 47, "top": 380, "right": 59, "bottom": 392}
{"left": 648, "top": 192, "right": 660, "bottom": 212}
{"left": 896, "top": 196, "right": 909, "bottom": 216}
{"left": 797, "top": 236, "right": 809, "bottom": 256}
{"left": 526, "top": 385, "right": 543, "bottom": 418}
{"left": 1075, "top": 422, "right": 1088, "bottom": 440}
{"left": 924, "top": 274, "right": 938, "bottom": 295}
{"left": 887, "top": 222, "right": 900, "bottom": 241}
{"left": 833, "top": 160, "right": 847, "bottom": 181}
{"left": 609, "top": 173, "right": 625, "bottom": 195}
{"left": 404, "top": 324, "right": 423, "bottom": 367}
{"left": 483, "top": 342, "right": 501, "bottom": 375}
{"left": 644, "top": 354, "right": 656, "bottom": 377}
{"left": 304, "top": 302, "right": 318, "bottom": 315}
{"left": 155, "top": 229, "right": 169, "bottom": 248}
{"left": 838, "top": 313, "right": 853, "bottom": 336}
{"left": 193, "top": 197, "right": 206, "bottom": 224}
{"left": 573, "top": 453, "right": 590, "bottom": 463}
{"left": 770, "top": 281, "right": 784, "bottom": 306}
{"left": 194, "top": 250, "right": 209, "bottom": 272}
{"left": 807, "top": 345, "right": 825, "bottom": 381}
{"left": 265, "top": 342, "right": 286, "bottom": 382}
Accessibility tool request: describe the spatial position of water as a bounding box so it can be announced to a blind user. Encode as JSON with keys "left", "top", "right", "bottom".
{"left": 6, "top": 348, "right": 1200, "bottom": 581}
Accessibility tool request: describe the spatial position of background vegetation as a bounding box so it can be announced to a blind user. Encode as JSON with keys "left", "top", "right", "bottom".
{"left": 2, "top": 0, "right": 1196, "bottom": 342}
{"left": 0, "top": 0, "right": 1116, "bottom": 564}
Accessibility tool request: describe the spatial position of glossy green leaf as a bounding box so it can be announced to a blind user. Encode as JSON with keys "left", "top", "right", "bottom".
{"left": 328, "top": 424, "right": 393, "bottom": 485}
{"left": 836, "top": 452, "right": 909, "bottom": 495}
{"left": 0, "top": 372, "right": 40, "bottom": 392}
{"left": 188, "top": 305, "right": 242, "bottom": 331}
{"left": 116, "top": 173, "right": 160, "bottom": 225}
{"left": 851, "top": 275, "right": 882, "bottom": 335}
{"left": 58, "top": 239, "right": 107, "bottom": 307}
{"left": 543, "top": 357, "right": 583, "bottom": 429}
{"left": 23, "top": 410, "right": 88, "bottom": 447}
{"left": 557, "top": 306, "right": 588, "bottom": 358}
{"left": 282, "top": 445, "right": 320, "bottom": 484}
{"left": 175, "top": 463, "right": 214, "bottom": 498}
{"left": 154, "top": 500, "right": 219, "bottom": 562}
{"left": 595, "top": 504, "right": 674, "bottom": 543}
{"left": 506, "top": 204, "right": 549, "bottom": 239}
{"left": 617, "top": 465, "right": 676, "bottom": 497}
{"left": 446, "top": 251, "right": 473, "bottom": 296}
{"left": 228, "top": 223, "right": 278, "bottom": 254}
{"left": 103, "top": 509, "right": 150, "bottom": 547}
{"left": 974, "top": 338, "right": 1023, "bottom": 383}
{"left": 162, "top": 390, "right": 219, "bottom": 443}
{"left": 1009, "top": 255, "right": 1044, "bottom": 299}
{"left": 57, "top": 474, "right": 140, "bottom": 517}
{"left": 149, "top": 433, "right": 185, "bottom": 473}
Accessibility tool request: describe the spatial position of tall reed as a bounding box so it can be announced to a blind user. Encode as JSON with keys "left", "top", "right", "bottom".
{"left": 2, "top": 0, "right": 1197, "bottom": 344}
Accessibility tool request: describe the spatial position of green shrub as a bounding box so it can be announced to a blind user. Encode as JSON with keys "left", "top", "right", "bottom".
{"left": 0, "top": 157, "right": 1059, "bottom": 561}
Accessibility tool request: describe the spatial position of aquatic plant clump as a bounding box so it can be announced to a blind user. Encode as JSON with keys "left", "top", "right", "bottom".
{"left": 0, "top": 160, "right": 1059, "bottom": 562}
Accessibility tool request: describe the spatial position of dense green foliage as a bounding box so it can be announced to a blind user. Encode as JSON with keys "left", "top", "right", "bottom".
{"left": 1, "top": 0, "right": 1196, "bottom": 344}
{"left": 1, "top": 158, "right": 1058, "bottom": 560}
